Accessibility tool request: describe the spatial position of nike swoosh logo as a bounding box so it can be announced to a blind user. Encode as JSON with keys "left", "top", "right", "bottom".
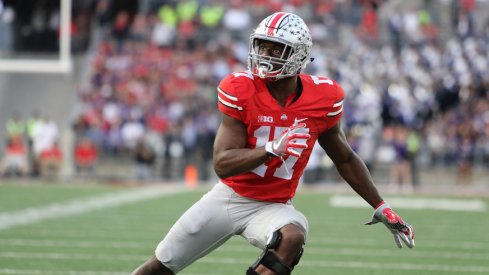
{"left": 294, "top": 117, "right": 308, "bottom": 125}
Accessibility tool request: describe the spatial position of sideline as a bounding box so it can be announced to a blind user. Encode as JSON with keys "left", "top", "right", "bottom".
{"left": 0, "top": 185, "right": 188, "bottom": 231}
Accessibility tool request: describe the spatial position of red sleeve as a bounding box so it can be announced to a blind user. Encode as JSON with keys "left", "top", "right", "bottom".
{"left": 217, "top": 74, "right": 245, "bottom": 122}
{"left": 325, "top": 81, "right": 345, "bottom": 127}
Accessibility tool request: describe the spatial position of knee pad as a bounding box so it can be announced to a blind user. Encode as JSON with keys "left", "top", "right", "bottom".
{"left": 246, "top": 230, "right": 304, "bottom": 275}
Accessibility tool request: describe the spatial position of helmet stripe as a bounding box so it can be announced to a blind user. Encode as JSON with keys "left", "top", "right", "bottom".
{"left": 267, "top": 12, "right": 287, "bottom": 36}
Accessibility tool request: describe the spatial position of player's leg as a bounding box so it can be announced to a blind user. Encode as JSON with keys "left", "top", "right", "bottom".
{"left": 132, "top": 183, "right": 236, "bottom": 274}
{"left": 242, "top": 203, "right": 308, "bottom": 274}
{"left": 132, "top": 256, "right": 174, "bottom": 275}
{"left": 249, "top": 224, "right": 305, "bottom": 275}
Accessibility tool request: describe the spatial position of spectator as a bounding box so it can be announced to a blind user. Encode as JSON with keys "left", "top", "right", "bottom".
{"left": 121, "top": 115, "right": 145, "bottom": 152}
{"left": 39, "top": 141, "right": 63, "bottom": 178}
{"left": 32, "top": 116, "right": 59, "bottom": 157}
{"left": 130, "top": 14, "right": 150, "bottom": 42}
{"left": 181, "top": 115, "right": 198, "bottom": 175}
{"left": 31, "top": 116, "right": 59, "bottom": 177}
{"left": 74, "top": 137, "right": 98, "bottom": 177}
{"left": 406, "top": 129, "right": 421, "bottom": 188}
{"left": 175, "top": 0, "right": 199, "bottom": 40}
{"left": 0, "top": 136, "right": 28, "bottom": 177}
{"left": 151, "top": 13, "right": 176, "bottom": 48}
{"left": 5, "top": 112, "right": 25, "bottom": 140}
{"left": 389, "top": 126, "right": 413, "bottom": 193}
{"left": 26, "top": 111, "right": 42, "bottom": 176}
{"left": 199, "top": 4, "right": 224, "bottom": 30}
{"left": 387, "top": 11, "right": 403, "bottom": 55}
{"left": 222, "top": 0, "right": 252, "bottom": 40}
{"left": 162, "top": 123, "right": 183, "bottom": 180}
{"left": 356, "top": 2, "right": 379, "bottom": 44}
{"left": 133, "top": 138, "right": 156, "bottom": 181}
{"left": 112, "top": 11, "right": 131, "bottom": 53}
{"left": 456, "top": 135, "right": 475, "bottom": 185}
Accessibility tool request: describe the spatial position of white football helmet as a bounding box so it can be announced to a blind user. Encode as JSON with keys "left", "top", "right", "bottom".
{"left": 248, "top": 12, "right": 313, "bottom": 80}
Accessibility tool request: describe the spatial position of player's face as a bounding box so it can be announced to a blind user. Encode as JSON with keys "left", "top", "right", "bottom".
{"left": 254, "top": 39, "right": 290, "bottom": 71}
{"left": 256, "top": 40, "right": 285, "bottom": 58}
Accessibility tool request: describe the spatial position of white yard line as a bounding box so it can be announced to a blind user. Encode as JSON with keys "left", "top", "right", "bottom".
{"left": 0, "top": 251, "right": 146, "bottom": 261}
{"left": 0, "top": 239, "right": 148, "bottom": 249}
{"left": 0, "top": 269, "right": 127, "bottom": 275}
{"left": 330, "top": 195, "right": 487, "bottom": 212}
{"left": 3, "top": 236, "right": 489, "bottom": 251}
{"left": 0, "top": 186, "right": 187, "bottom": 231}
{"left": 2, "top": 240, "right": 489, "bottom": 260}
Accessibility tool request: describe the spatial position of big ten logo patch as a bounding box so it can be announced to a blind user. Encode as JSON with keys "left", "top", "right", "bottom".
{"left": 258, "top": 115, "right": 274, "bottom": 123}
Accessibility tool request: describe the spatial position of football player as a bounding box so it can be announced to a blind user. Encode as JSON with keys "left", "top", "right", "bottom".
{"left": 133, "top": 12, "right": 414, "bottom": 275}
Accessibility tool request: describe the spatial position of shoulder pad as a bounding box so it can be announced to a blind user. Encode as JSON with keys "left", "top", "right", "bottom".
{"left": 217, "top": 72, "right": 255, "bottom": 119}
{"left": 301, "top": 74, "right": 345, "bottom": 117}
{"left": 218, "top": 71, "right": 255, "bottom": 101}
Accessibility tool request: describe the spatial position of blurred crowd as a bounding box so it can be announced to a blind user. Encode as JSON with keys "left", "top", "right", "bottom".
{"left": 72, "top": 0, "right": 489, "bottom": 186}
{"left": 5, "top": 0, "right": 488, "bottom": 187}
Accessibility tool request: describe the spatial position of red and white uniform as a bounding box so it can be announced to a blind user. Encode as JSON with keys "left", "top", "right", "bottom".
{"left": 218, "top": 71, "right": 344, "bottom": 203}
{"left": 154, "top": 72, "right": 344, "bottom": 273}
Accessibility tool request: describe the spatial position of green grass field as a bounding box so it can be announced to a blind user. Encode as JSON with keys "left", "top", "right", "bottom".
{"left": 1, "top": 182, "right": 488, "bottom": 275}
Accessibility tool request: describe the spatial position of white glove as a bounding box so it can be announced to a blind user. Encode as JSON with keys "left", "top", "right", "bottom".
{"left": 265, "top": 122, "right": 310, "bottom": 158}
{"left": 365, "top": 202, "right": 415, "bottom": 248}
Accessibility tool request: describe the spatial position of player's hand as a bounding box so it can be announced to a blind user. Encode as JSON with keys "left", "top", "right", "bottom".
{"left": 265, "top": 123, "right": 310, "bottom": 157}
{"left": 365, "top": 202, "right": 415, "bottom": 248}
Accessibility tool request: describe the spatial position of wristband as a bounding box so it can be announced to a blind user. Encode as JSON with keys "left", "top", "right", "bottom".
{"left": 374, "top": 201, "right": 386, "bottom": 210}
{"left": 265, "top": 141, "right": 279, "bottom": 157}
{"left": 374, "top": 202, "right": 391, "bottom": 218}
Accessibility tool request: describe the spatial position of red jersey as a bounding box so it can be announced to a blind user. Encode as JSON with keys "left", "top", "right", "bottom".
{"left": 217, "top": 71, "right": 344, "bottom": 203}
{"left": 75, "top": 143, "right": 98, "bottom": 165}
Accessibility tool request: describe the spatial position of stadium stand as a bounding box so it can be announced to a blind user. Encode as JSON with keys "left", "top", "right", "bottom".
{"left": 1, "top": 0, "right": 489, "bottom": 191}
